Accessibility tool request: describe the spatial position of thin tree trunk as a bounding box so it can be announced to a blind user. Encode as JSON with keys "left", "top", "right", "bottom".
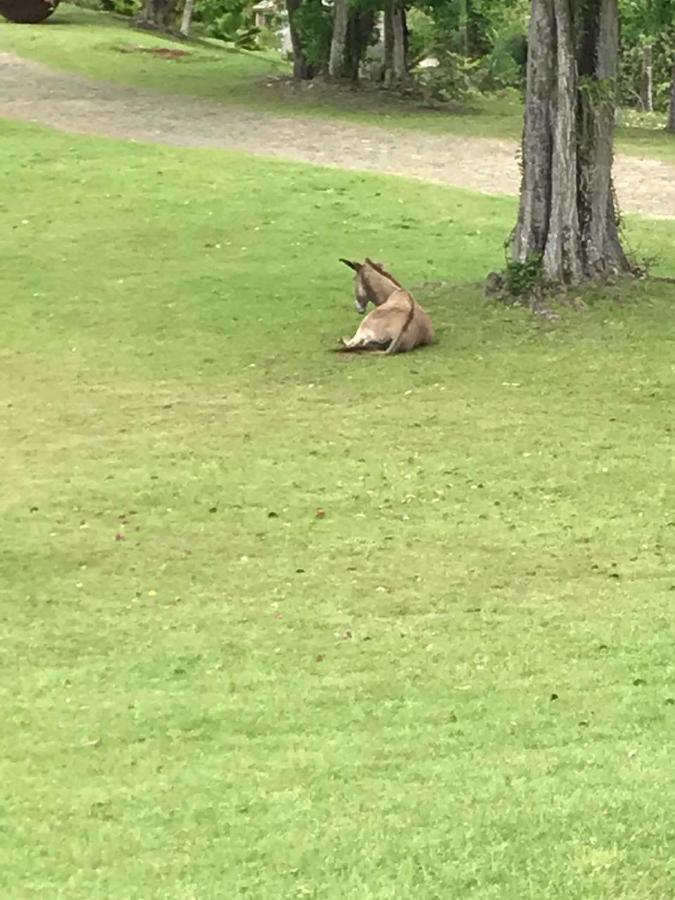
{"left": 329, "top": 0, "right": 350, "bottom": 78}
{"left": 459, "top": 0, "right": 469, "bottom": 57}
{"left": 286, "top": 0, "right": 315, "bottom": 80}
{"left": 512, "top": 0, "right": 629, "bottom": 284}
{"left": 391, "top": 2, "right": 409, "bottom": 85}
{"left": 667, "top": 63, "right": 675, "bottom": 133}
{"left": 179, "top": 0, "right": 194, "bottom": 36}
{"left": 641, "top": 44, "right": 654, "bottom": 112}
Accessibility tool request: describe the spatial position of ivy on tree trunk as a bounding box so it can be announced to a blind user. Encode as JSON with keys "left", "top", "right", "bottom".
{"left": 512, "top": 0, "right": 630, "bottom": 284}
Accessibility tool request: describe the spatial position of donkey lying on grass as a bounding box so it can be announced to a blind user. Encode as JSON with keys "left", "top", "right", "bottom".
{"left": 336, "top": 258, "right": 434, "bottom": 355}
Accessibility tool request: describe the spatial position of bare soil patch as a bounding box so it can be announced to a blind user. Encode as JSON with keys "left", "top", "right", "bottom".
{"left": 1, "top": 51, "right": 673, "bottom": 218}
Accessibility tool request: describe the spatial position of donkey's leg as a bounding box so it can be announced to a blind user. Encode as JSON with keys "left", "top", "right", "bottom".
{"left": 338, "top": 321, "right": 376, "bottom": 350}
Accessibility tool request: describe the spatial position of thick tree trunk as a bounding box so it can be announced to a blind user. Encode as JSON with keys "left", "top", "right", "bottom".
{"left": 179, "top": 0, "right": 194, "bottom": 36}
{"left": 329, "top": 0, "right": 350, "bottom": 79}
{"left": 286, "top": 0, "right": 315, "bottom": 80}
{"left": 641, "top": 44, "right": 654, "bottom": 112}
{"left": 512, "top": 0, "right": 630, "bottom": 284}
{"left": 383, "top": 0, "right": 394, "bottom": 85}
{"left": 145, "top": 0, "right": 176, "bottom": 30}
{"left": 343, "top": 8, "right": 375, "bottom": 82}
{"left": 391, "top": 2, "right": 409, "bottom": 85}
{"left": 667, "top": 63, "right": 675, "bottom": 133}
{"left": 137, "top": 0, "right": 175, "bottom": 28}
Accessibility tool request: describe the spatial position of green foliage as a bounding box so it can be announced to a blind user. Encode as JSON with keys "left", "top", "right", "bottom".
{"left": 407, "top": 8, "right": 437, "bottom": 67}
{"left": 98, "top": 0, "right": 141, "bottom": 16}
{"left": 504, "top": 253, "right": 544, "bottom": 296}
{"left": 198, "top": 0, "right": 260, "bottom": 47}
{"left": 482, "top": 5, "right": 527, "bottom": 89}
{"left": 618, "top": 0, "right": 675, "bottom": 110}
{"left": 618, "top": 41, "right": 674, "bottom": 111}
{"left": 412, "top": 0, "right": 528, "bottom": 97}
{"left": 292, "top": 0, "right": 332, "bottom": 70}
{"left": 416, "top": 50, "right": 482, "bottom": 101}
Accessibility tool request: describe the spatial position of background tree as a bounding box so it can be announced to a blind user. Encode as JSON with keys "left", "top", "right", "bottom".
{"left": 137, "top": 0, "right": 175, "bottom": 28}
{"left": 286, "top": 0, "right": 330, "bottom": 78}
{"left": 328, "top": 0, "right": 350, "bottom": 77}
{"left": 618, "top": 0, "right": 675, "bottom": 116}
{"left": 179, "top": 0, "right": 195, "bottom": 34}
{"left": 513, "top": 0, "right": 630, "bottom": 284}
{"left": 668, "top": 62, "right": 675, "bottom": 130}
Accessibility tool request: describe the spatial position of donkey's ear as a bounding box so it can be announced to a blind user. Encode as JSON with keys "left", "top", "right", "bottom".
{"left": 339, "top": 258, "right": 361, "bottom": 272}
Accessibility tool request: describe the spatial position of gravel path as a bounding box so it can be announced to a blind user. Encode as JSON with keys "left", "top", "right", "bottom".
{"left": 1, "top": 51, "right": 674, "bottom": 218}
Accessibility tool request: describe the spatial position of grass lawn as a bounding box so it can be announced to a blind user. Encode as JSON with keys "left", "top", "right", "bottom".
{"left": 2, "top": 116, "right": 675, "bottom": 898}
{"left": 3, "top": 5, "right": 675, "bottom": 162}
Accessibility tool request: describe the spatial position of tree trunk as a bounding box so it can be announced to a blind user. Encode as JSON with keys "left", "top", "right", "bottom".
{"left": 512, "top": 0, "right": 630, "bottom": 284}
{"left": 137, "top": 0, "right": 175, "bottom": 28}
{"left": 179, "top": 0, "right": 194, "bottom": 36}
{"left": 286, "top": 0, "right": 315, "bottom": 80}
{"left": 459, "top": 0, "right": 469, "bottom": 57}
{"left": 344, "top": 7, "right": 375, "bottom": 82}
{"left": 391, "top": 2, "right": 409, "bottom": 85}
{"left": 329, "top": 0, "right": 350, "bottom": 79}
{"left": 641, "top": 44, "right": 653, "bottom": 112}
{"left": 667, "top": 63, "right": 675, "bottom": 133}
{"left": 383, "top": 0, "right": 394, "bottom": 85}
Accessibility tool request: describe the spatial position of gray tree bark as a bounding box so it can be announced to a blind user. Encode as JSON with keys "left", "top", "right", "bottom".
{"left": 137, "top": 0, "right": 175, "bottom": 28}
{"left": 641, "top": 44, "right": 654, "bottom": 112}
{"left": 512, "top": 0, "right": 630, "bottom": 284}
{"left": 179, "top": 0, "right": 195, "bottom": 36}
{"left": 329, "top": 0, "right": 350, "bottom": 78}
{"left": 382, "top": 0, "right": 394, "bottom": 85}
{"left": 667, "top": 63, "right": 675, "bottom": 133}
{"left": 391, "top": 2, "right": 409, "bottom": 85}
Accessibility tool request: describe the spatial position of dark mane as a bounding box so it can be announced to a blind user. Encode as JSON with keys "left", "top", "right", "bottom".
{"left": 364, "top": 258, "right": 403, "bottom": 288}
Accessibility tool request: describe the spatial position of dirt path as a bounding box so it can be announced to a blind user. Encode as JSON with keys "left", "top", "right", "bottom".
{"left": 1, "top": 51, "right": 674, "bottom": 219}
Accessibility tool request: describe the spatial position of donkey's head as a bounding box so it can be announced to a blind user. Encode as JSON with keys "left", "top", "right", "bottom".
{"left": 339, "top": 258, "right": 403, "bottom": 313}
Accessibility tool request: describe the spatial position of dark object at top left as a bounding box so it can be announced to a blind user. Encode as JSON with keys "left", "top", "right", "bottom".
{"left": 0, "top": 0, "right": 60, "bottom": 23}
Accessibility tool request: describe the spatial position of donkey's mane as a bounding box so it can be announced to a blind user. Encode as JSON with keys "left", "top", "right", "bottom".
{"left": 365, "top": 258, "right": 403, "bottom": 288}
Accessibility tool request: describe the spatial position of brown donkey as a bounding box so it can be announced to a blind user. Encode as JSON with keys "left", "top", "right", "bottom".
{"left": 336, "top": 258, "right": 434, "bottom": 355}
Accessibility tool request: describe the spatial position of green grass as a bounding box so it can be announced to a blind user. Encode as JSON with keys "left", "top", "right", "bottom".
{"left": 3, "top": 4, "right": 675, "bottom": 161}
{"left": 3, "top": 116, "right": 675, "bottom": 898}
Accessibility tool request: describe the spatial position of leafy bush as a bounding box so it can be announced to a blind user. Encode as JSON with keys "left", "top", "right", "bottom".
{"left": 618, "top": 41, "right": 674, "bottom": 111}
{"left": 415, "top": 50, "right": 481, "bottom": 102}
{"left": 292, "top": 0, "right": 332, "bottom": 71}
{"left": 410, "top": 0, "right": 528, "bottom": 98}
{"left": 98, "top": 0, "right": 142, "bottom": 16}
